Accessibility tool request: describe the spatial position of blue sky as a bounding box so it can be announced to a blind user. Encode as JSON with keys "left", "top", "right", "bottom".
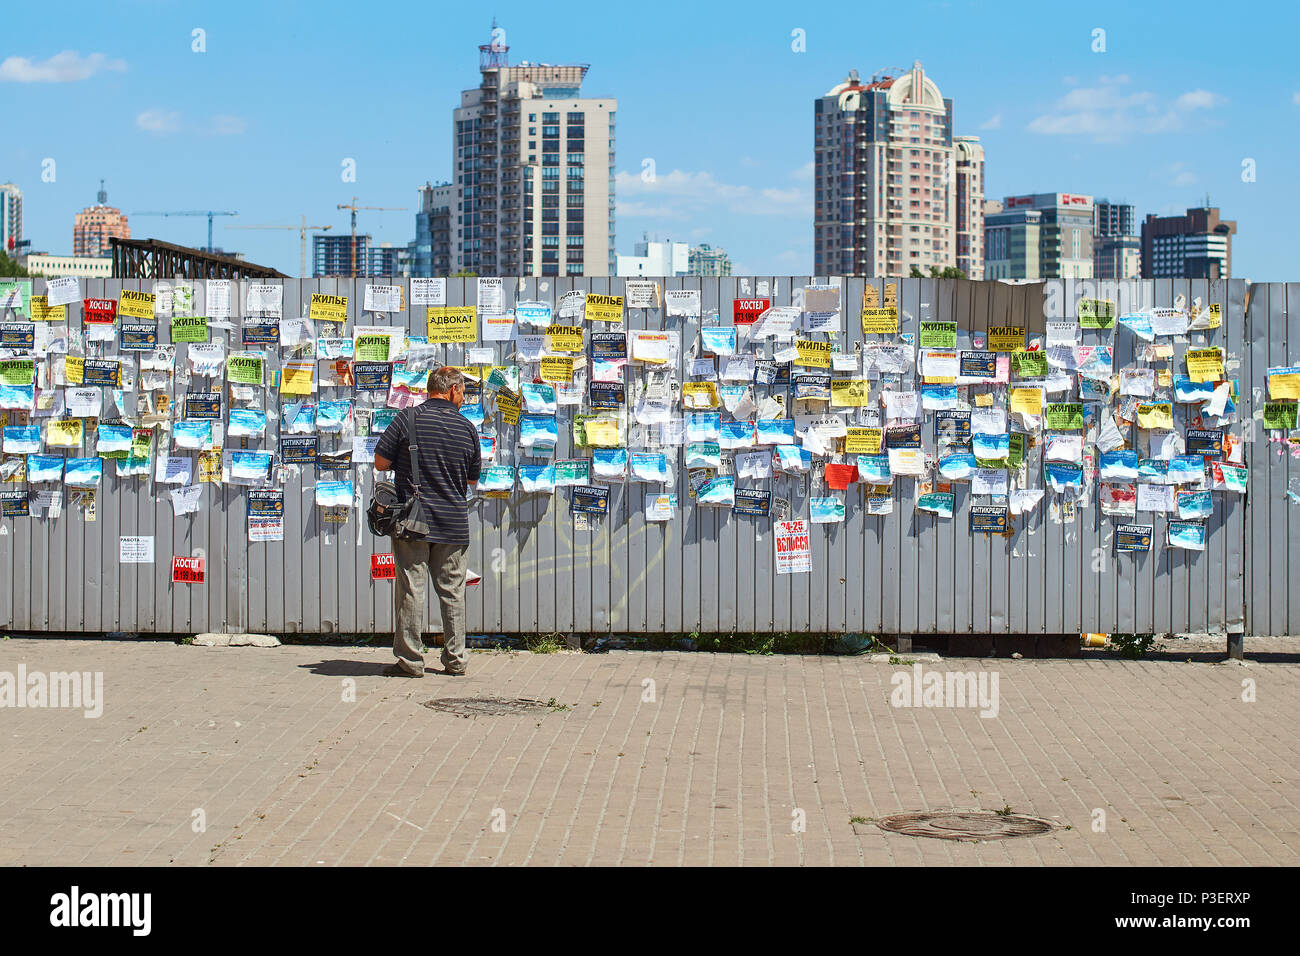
{"left": 3, "top": 0, "right": 1298, "bottom": 278}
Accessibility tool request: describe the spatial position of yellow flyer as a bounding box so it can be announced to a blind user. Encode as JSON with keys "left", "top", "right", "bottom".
{"left": 63, "top": 355, "right": 85, "bottom": 385}
{"left": 199, "top": 449, "right": 223, "bottom": 484}
{"left": 118, "top": 289, "right": 155, "bottom": 319}
{"left": 830, "top": 379, "right": 871, "bottom": 407}
{"left": 539, "top": 356, "right": 574, "bottom": 384}
{"left": 1268, "top": 369, "right": 1300, "bottom": 400}
{"left": 426, "top": 306, "right": 478, "bottom": 343}
{"left": 988, "top": 326, "right": 1025, "bottom": 352}
{"left": 1137, "top": 402, "right": 1174, "bottom": 430}
{"left": 309, "top": 293, "right": 349, "bottom": 323}
{"left": 280, "top": 359, "right": 315, "bottom": 395}
{"left": 29, "top": 295, "right": 67, "bottom": 322}
{"left": 1009, "top": 386, "right": 1043, "bottom": 416}
{"left": 545, "top": 324, "right": 584, "bottom": 353}
{"left": 46, "top": 419, "right": 84, "bottom": 447}
{"left": 584, "top": 293, "right": 624, "bottom": 323}
{"left": 681, "top": 382, "right": 720, "bottom": 409}
{"left": 495, "top": 391, "right": 521, "bottom": 426}
{"left": 860, "top": 285, "right": 898, "bottom": 333}
{"left": 1185, "top": 347, "right": 1224, "bottom": 382}
{"left": 584, "top": 417, "right": 622, "bottom": 446}
{"left": 845, "top": 427, "right": 882, "bottom": 454}
{"left": 794, "top": 339, "right": 832, "bottom": 368}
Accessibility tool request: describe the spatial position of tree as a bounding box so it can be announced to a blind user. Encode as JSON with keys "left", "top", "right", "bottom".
{"left": 0, "top": 251, "right": 28, "bottom": 278}
{"left": 910, "top": 265, "right": 967, "bottom": 279}
{"left": 451, "top": 269, "right": 478, "bottom": 278}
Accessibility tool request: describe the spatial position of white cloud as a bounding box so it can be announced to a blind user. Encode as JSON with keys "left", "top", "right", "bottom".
{"left": 0, "top": 51, "right": 126, "bottom": 83}
{"left": 1028, "top": 76, "right": 1222, "bottom": 143}
{"left": 136, "top": 109, "right": 182, "bottom": 134}
{"left": 740, "top": 156, "right": 760, "bottom": 168}
{"left": 1292, "top": 91, "right": 1300, "bottom": 106}
{"left": 1176, "top": 89, "right": 1223, "bottom": 110}
{"left": 1164, "top": 162, "right": 1198, "bottom": 187}
{"left": 792, "top": 161, "right": 814, "bottom": 181}
{"left": 209, "top": 115, "right": 248, "bottom": 135}
{"left": 615, "top": 168, "right": 809, "bottom": 217}
{"left": 979, "top": 113, "right": 1003, "bottom": 130}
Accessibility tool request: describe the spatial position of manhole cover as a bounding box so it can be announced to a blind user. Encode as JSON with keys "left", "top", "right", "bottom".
{"left": 422, "top": 697, "right": 551, "bottom": 718}
{"left": 876, "top": 810, "right": 1055, "bottom": 841}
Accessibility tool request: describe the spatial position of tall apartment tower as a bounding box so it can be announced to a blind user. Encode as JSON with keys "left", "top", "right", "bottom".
{"left": 72, "top": 180, "right": 130, "bottom": 257}
{"left": 453, "top": 28, "right": 616, "bottom": 277}
{"left": 1093, "top": 200, "right": 1140, "bottom": 279}
{"left": 814, "top": 61, "right": 984, "bottom": 277}
{"left": 413, "top": 182, "right": 454, "bottom": 276}
{"left": 1140, "top": 206, "right": 1236, "bottom": 278}
{"left": 1, "top": 182, "right": 23, "bottom": 255}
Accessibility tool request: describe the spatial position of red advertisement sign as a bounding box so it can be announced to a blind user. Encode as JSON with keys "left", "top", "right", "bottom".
{"left": 83, "top": 298, "right": 118, "bottom": 324}
{"left": 371, "top": 552, "right": 396, "bottom": 580}
{"left": 732, "top": 297, "right": 770, "bottom": 326}
{"left": 171, "top": 555, "right": 206, "bottom": 584}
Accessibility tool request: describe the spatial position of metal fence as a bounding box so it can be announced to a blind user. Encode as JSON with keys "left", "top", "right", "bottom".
{"left": 0, "top": 276, "right": 1261, "bottom": 639}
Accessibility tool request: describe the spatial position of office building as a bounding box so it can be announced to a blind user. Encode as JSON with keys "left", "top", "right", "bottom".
{"left": 453, "top": 27, "right": 616, "bottom": 277}
{"left": 313, "top": 232, "right": 371, "bottom": 277}
{"left": 984, "top": 192, "right": 1094, "bottom": 279}
{"left": 616, "top": 235, "right": 688, "bottom": 277}
{"left": 412, "top": 182, "right": 454, "bottom": 276}
{"left": 813, "top": 61, "right": 985, "bottom": 277}
{"left": 1093, "top": 200, "right": 1140, "bottom": 279}
{"left": 72, "top": 181, "right": 130, "bottom": 257}
{"left": 688, "top": 243, "right": 731, "bottom": 277}
{"left": 1140, "top": 206, "right": 1236, "bottom": 278}
{"left": 1, "top": 182, "right": 22, "bottom": 255}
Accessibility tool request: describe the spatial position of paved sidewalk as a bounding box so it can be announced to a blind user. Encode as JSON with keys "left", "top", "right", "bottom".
{"left": 0, "top": 638, "right": 1296, "bottom": 866}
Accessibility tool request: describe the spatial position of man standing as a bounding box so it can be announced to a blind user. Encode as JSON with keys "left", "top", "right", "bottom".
{"left": 374, "top": 367, "right": 481, "bottom": 677}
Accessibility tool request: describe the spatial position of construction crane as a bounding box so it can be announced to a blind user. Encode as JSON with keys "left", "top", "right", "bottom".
{"left": 226, "top": 216, "right": 333, "bottom": 278}
{"left": 337, "top": 196, "right": 407, "bottom": 278}
{"left": 132, "top": 210, "right": 238, "bottom": 252}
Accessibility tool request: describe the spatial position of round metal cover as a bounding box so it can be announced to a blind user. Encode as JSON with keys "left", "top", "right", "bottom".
{"left": 422, "top": 697, "right": 551, "bottom": 718}
{"left": 876, "top": 810, "right": 1055, "bottom": 841}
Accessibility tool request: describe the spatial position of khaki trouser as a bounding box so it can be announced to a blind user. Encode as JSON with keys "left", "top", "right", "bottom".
{"left": 393, "top": 538, "right": 468, "bottom": 675}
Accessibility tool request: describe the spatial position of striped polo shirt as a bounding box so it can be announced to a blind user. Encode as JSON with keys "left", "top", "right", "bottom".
{"left": 374, "top": 398, "right": 482, "bottom": 546}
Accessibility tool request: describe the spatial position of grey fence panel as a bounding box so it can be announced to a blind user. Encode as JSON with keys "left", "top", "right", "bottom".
{"left": 1, "top": 275, "right": 1262, "bottom": 636}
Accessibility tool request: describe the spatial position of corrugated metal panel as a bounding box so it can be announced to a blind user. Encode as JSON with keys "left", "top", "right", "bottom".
{"left": 0, "top": 276, "right": 1255, "bottom": 635}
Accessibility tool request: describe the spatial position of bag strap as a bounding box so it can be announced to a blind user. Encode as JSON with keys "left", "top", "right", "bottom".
{"left": 404, "top": 404, "right": 421, "bottom": 497}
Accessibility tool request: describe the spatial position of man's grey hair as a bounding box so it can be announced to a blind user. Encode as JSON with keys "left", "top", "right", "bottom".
{"left": 429, "top": 366, "right": 463, "bottom": 396}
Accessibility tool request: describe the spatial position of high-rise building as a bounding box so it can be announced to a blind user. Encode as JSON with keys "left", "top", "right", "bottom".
{"left": 984, "top": 192, "right": 1094, "bottom": 279}
{"left": 412, "top": 182, "right": 454, "bottom": 276}
{"left": 72, "top": 181, "right": 130, "bottom": 257}
{"left": 1, "top": 182, "right": 23, "bottom": 256}
{"left": 616, "top": 234, "right": 688, "bottom": 277}
{"left": 368, "top": 242, "right": 409, "bottom": 277}
{"left": 688, "top": 243, "right": 731, "bottom": 277}
{"left": 313, "top": 232, "right": 371, "bottom": 277}
{"left": 1140, "top": 206, "right": 1236, "bottom": 278}
{"left": 1092, "top": 200, "right": 1140, "bottom": 279}
{"left": 453, "top": 27, "right": 616, "bottom": 277}
{"left": 813, "top": 61, "right": 985, "bottom": 277}
{"left": 954, "top": 137, "right": 985, "bottom": 278}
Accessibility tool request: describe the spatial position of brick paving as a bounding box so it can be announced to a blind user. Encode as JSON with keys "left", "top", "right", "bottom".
{"left": 0, "top": 638, "right": 1296, "bottom": 866}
